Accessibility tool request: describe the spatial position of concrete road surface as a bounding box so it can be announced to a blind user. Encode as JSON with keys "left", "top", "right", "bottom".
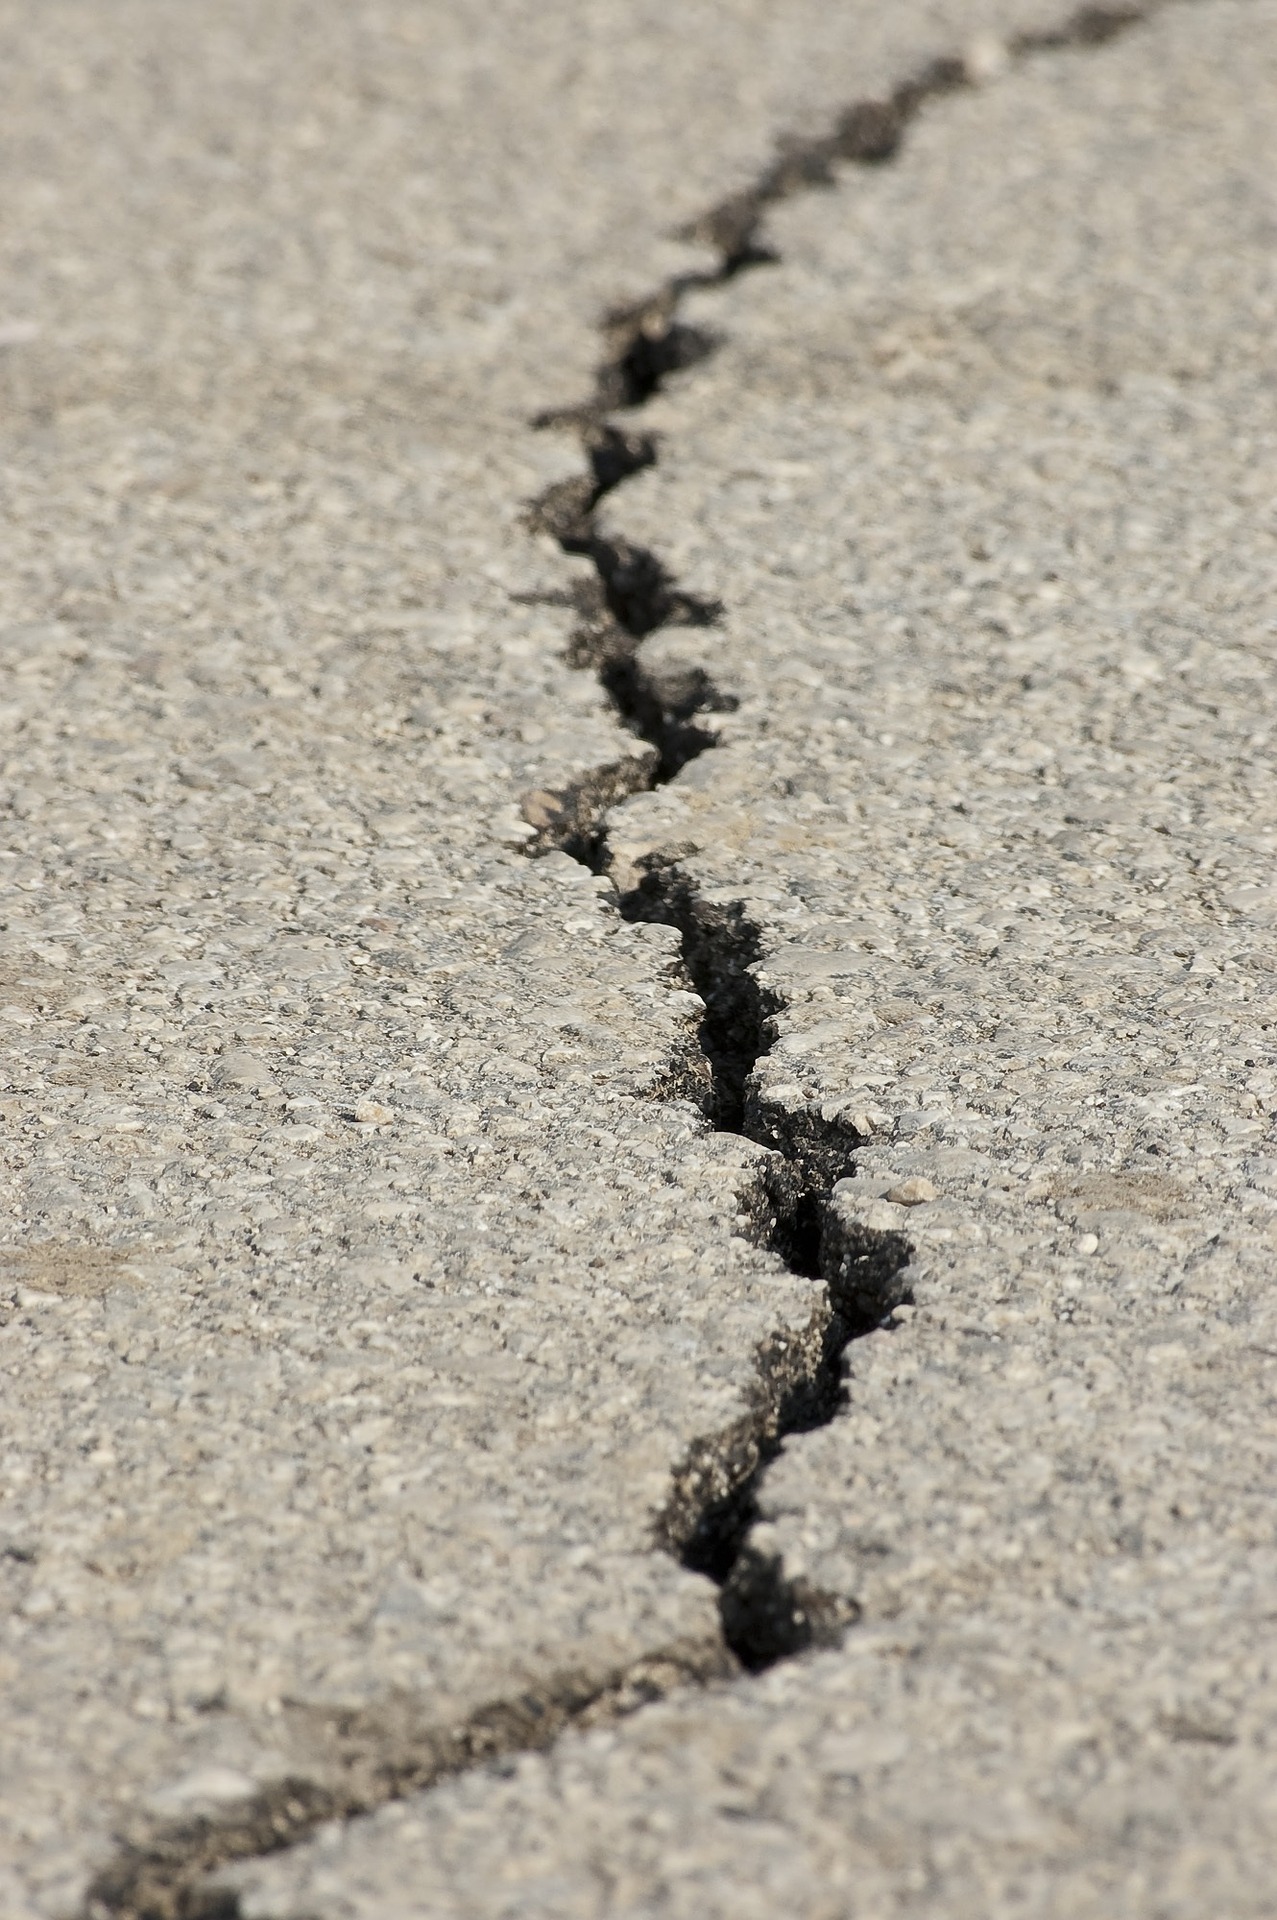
{"left": 0, "top": 1, "right": 1273, "bottom": 1916}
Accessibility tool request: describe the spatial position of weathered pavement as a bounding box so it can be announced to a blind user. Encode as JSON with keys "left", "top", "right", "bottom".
{"left": 1, "top": 2, "right": 1274, "bottom": 1917}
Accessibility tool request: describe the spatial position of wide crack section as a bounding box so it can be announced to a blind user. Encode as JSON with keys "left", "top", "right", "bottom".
{"left": 619, "top": 862, "right": 914, "bottom": 1672}
{"left": 518, "top": 1, "right": 1154, "bottom": 1677}
{"left": 88, "top": 6, "right": 1163, "bottom": 1914}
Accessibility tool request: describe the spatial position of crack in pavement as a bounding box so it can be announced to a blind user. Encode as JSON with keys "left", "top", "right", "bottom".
{"left": 608, "top": 866, "right": 913, "bottom": 1672}
{"left": 518, "top": 0, "right": 1163, "bottom": 1686}
{"left": 88, "top": 5, "right": 1186, "bottom": 1914}
{"left": 519, "top": 5, "right": 1153, "bottom": 857}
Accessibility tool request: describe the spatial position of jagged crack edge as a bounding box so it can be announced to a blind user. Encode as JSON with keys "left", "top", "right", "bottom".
{"left": 615, "top": 861, "right": 915, "bottom": 1668}
{"left": 520, "top": 2, "right": 1156, "bottom": 857}
{"left": 512, "top": 0, "right": 1163, "bottom": 1720}
{"left": 90, "top": 6, "right": 1169, "bottom": 1913}
{"left": 85, "top": 1644, "right": 731, "bottom": 1920}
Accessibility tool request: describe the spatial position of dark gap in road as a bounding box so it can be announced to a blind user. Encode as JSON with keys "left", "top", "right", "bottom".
{"left": 660, "top": 1198, "right": 915, "bottom": 1676}
{"left": 524, "top": 425, "right": 731, "bottom": 791}
{"left": 609, "top": 856, "right": 913, "bottom": 1669}
{"left": 594, "top": 314, "right": 721, "bottom": 412}
{"left": 519, "top": 0, "right": 1155, "bottom": 1694}
{"left": 521, "top": 5, "right": 1150, "bottom": 859}
{"left": 89, "top": 6, "right": 1164, "bottom": 1914}
{"left": 535, "top": 9, "right": 1142, "bottom": 435}
{"left": 620, "top": 867, "right": 767, "bottom": 1135}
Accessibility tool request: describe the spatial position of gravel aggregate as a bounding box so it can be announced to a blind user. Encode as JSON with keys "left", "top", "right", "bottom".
{"left": 226, "top": 4, "right": 1277, "bottom": 1914}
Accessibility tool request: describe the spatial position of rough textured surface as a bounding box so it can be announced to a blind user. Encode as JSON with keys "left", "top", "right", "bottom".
{"left": 3, "top": 2, "right": 1135, "bottom": 1912}
{"left": 226, "top": 2, "right": 1277, "bottom": 1915}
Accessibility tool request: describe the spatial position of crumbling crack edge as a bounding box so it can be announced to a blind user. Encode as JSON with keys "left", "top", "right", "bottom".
{"left": 610, "top": 859, "right": 916, "bottom": 1672}
{"left": 515, "top": 0, "right": 1161, "bottom": 1671}
{"left": 517, "top": 5, "right": 1152, "bottom": 855}
{"left": 86, "top": 1641, "right": 731, "bottom": 1920}
{"left": 84, "top": 7, "right": 1176, "bottom": 1915}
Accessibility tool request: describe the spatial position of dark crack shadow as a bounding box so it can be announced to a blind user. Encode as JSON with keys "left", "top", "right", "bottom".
{"left": 621, "top": 861, "right": 914, "bottom": 1668}
{"left": 518, "top": 6, "right": 1152, "bottom": 861}
{"left": 512, "top": 0, "right": 1157, "bottom": 1722}
{"left": 88, "top": 6, "right": 1168, "bottom": 1913}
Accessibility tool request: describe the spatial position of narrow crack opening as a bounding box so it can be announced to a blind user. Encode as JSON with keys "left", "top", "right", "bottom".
{"left": 521, "top": 8, "right": 1153, "bottom": 864}
{"left": 517, "top": 0, "right": 1158, "bottom": 1707}
{"left": 610, "top": 858, "right": 914, "bottom": 1668}
{"left": 598, "top": 310, "right": 721, "bottom": 411}
{"left": 525, "top": 427, "right": 729, "bottom": 792}
{"left": 621, "top": 867, "right": 767, "bottom": 1132}
{"left": 87, "top": 6, "right": 1166, "bottom": 1911}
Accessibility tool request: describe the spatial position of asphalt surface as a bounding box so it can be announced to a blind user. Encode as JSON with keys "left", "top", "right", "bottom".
{"left": 0, "top": 2, "right": 1273, "bottom": 1916}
